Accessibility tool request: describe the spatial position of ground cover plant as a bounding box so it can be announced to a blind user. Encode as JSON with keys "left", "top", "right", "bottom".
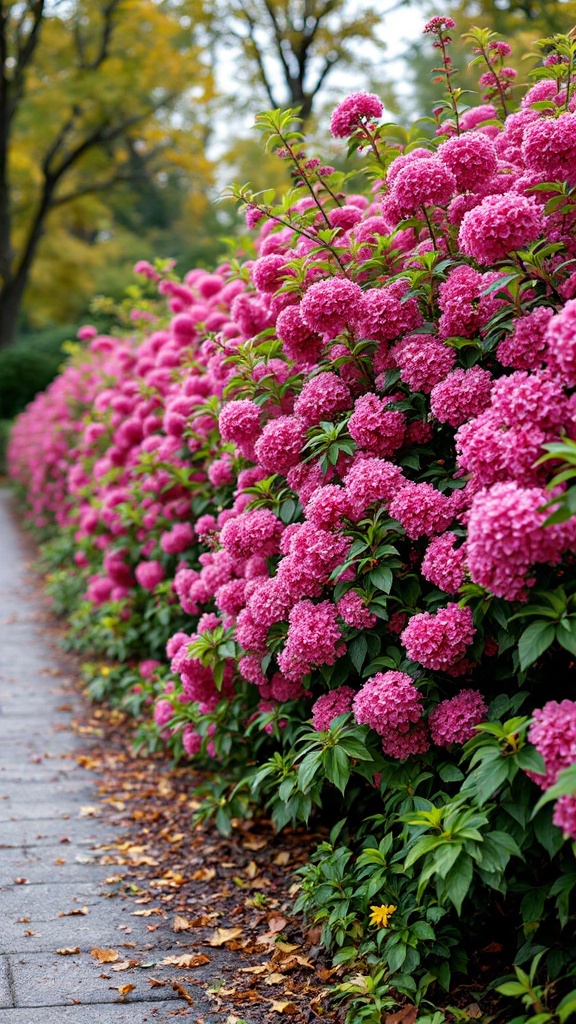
{"left": 7, "top": 16, "right": 576, "bottom": 1023}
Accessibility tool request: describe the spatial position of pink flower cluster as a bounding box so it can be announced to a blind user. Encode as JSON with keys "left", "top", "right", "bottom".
{"left": 528, "top": 700, "right": 576, "bottom": 839}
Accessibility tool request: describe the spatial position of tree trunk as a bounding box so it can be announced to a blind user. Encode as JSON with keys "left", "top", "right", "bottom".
{"left": 0, "top": 278, "right": 26, "bottom": 350}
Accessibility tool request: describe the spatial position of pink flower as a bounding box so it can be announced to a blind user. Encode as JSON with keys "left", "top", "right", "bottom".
{"left": 545, "top": 299, "right": 576, "bottom": 386}
{"left": 300, "top": 278, "right": 363, "bottom": 338}
{"left": 467, "top": 482, "right": 572, "bottom": 601}
{"left": 391, "top": 337, "right": 456, "bottom": 393}
{"left": 430, "top": 367, "right": 493, "bottom": 427}
{"left": 251, "top": 254, "right": 289, "bottom": 293}
{"left": 135, "top": 560, "right": 165, "bottom": 590}
{"left": 497, "top": 307, "right": 554, "bottom": 370}
{"left": 421, "top": 533, "right": 467, "bottom": 594}
{"left": 278, "top": 599, "right": 345, "bottom": 682}
{"left": 220, "top": 509, "right": 283, "bottom": 559}
{"left": 348, "top": 393, "right": 405, "bottom": 456}
{"left": 459, "top": 194, "right": 544, "bottom": 264}
{"left": 160, "top": 522, "right": 194, "bottom": 555}
{"left": 311, "top": 686, "right": 356, "bottom": 730}
{"left": 553, "top": 796, "right": 576, "bottom": 839}
{"left": 305, "top": 485, "right": 351, "bottom": 530}
{"left": 381, "top": 719, "right": 431, "bottom": 760}
{"left": 438, "top": 131, "right": 498, "bottom": 191}
{"left": 438, "top": 266, "right": 505, "bottom": 340}
{"left": 337, "top": 590, "right": 377, "bottom": 629}
{"left": 275, "top": 304, "right": 323, "bottom": 364}
{"left": 353, "top": 671, "right": 424, "bottom": 734}
{"left": 219, "top": 399, "right": 260, "bottom": 452}
{"left": 522, "top": 112, "right": 576, "bottom": 185}
{"left": 401, "top": 604, "right": 476, "bottom": 671}
{"left": 294, "top": 371, "right": 352, "bottom": 425}
{"left": 389, "top": 481, "right": 454, "bottom": 539}
{"left": 254, "top": 416, "right": 306, "bottom": 475}
{"left": 356, "top": 279, "right": 423, "bottom": 344}
{"left": 182, "top": 726, "right": 202, "bottom": 757}
{"left": 528, "top": 699, "right": 576, "bottom": 790}
{"left": 389, "top": 158, "right": 456, "bottom": 216}
{"left": 344, "top": 457, "right": 404, "bottom": 513}
{"left": 330, "top": 92, "right": 384, "bottom": 138}
{"left": 429, "top": 689, "right": 488, "bottom": 746}
{"left": 154, "top": 700, "right": 174, "bottom": 727}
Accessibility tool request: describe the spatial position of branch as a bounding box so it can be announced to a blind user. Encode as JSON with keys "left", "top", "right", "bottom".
{"left": 11, "top": 1, "right": 46, "bottom": 114}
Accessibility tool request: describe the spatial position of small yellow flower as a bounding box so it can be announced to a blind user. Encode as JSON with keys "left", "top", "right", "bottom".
{"left": 100, "top": 666, "right": 111, "bottom": 676}
{"left": 369, "top": 903, "right": 397, "bottom": 928}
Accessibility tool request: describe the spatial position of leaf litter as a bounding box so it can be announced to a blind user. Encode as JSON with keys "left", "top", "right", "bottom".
{"left": 70, "top": 699, "right": 348, "bottom": 1022}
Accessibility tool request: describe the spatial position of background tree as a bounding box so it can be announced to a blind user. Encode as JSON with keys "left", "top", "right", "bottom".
{"left": 211, "top": 0, "right": 408, "bottom": 122}
{"left": 0, "top": 0, "right": 215, "bottom": 349}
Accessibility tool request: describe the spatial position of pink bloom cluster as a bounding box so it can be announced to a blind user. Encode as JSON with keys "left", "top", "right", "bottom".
{"left": 353, "top": 671, "right": 430, "bottom": 760}
{"left": 528, "top": 700, "right": 576, "bottom": 839}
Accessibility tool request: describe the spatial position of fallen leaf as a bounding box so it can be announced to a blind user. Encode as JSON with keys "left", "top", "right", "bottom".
{"left": 173, "top": 915, "right": 192, "bottom": 932}
{"left": 16, "top": 917, "right": 30, "bottom": 923}
{"left": 384, "top": 1007, "right": 418, "bottom": 1024}
{"left": 192, "top": 867, "right": 216, "bottom": 881}
{"left": 59, "top": 906, "right": 89, "bottom": 917}
{"left": 464, "top": 1005, "right": 483, "bottom": 1020}
{"left": 111, "top": 960, "right": 140, "bottom": 971}
{"left": 131, "top": 908, "right": 163, "bottom": 917}
{"left": 90, "top": 947, "right": 119, "bottom": 963}
{"left": 239, "top": 965, "right": 268, "bottom": 975}
{"left": 172, "top": 982, "right": 194, "bottom": 1006}
{"left": 245, "top": 861, "right": 259, "bottom": 879}
{"left": 209, "top": 926, "right": 243, "bottom": 946}
{"left": 148, "top": 979, "right": 167, "bottom": 988}
{"left": 243, "top": 838, "right": 268, "bottom": 851}
{"left": 161, "top": 953, "right": 211, "bottom": 968}
{"left": 267, "top": 916, "right": 288, "bottom": 934}
{"left": 273, "top": 852, "right": 290, "bottom": 866}
{"left": 265, "top": 972, "right": 286, "bottom": 985}
{"left": 13, "top": 878, "right": 28, "bottom": 885}
{"left": 269, "top": 999, "right": 297, "bottom": 1014}
{"left": 55, "top": 947, "right": 80, "bottom": 955}
{"left": 24, "top": 929, "right": 38, "bottom": 937}
{"left": 115, "top": 984, "right": 135, "bottom": 998}
{"left": 78, "top": 805, "right": 100, "bottom": 817}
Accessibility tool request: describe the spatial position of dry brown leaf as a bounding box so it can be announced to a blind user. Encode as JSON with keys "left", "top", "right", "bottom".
{"left": 116, "top": 984, "right": 135, "bottom": 998}
{"left": 24, "top": 930, "right": 38, "bottom": 937}
{"left": 239, "top": 965, "right": 269, "bottom": 975}
{"left": 55, "top": 947, "right": 80, "bottom": 955}
{"left": 161, "top": 953, "right": 211, "bottom": 968}
{"left": 90, "top": 947, "right": 119, "bottom": 963}
{"left": 131, "top": 908, "right": 163, "bottom": 917}
{"left": 111, "top": 960, "right": 139, "bottom": 971}
{"left": 265, "top": 972, "right": 286, "bottom": 985}
{"left": 267, "top": 916, "right": 288, "bottom": 934}
{"left": 464, "top": 1005, "right": 483, "bottom": 1020}
{"left": 58, "top": 906, "right": 88, "bottom": 917}
{"left": 148, "top": 978, "right": 167, "bottom": 988}
{"left": 384, "top": 1006, "right": 418, "bottom": 1024}
{"left": 78, "top": 805, "right": 100, "bottom": 817}
{"left": 173, "top": 915, "right": 191, "bottom": 932}
{"left": 245, "top": 860, "right": 259, "bottom": 879}
{"left": 269, "top": 999, "right": 298, "bottom": 1014}
{"left": 13, "top": 878, "right": 28, "bottom": 885}
{"left": 16, "top": 917, "right": 30, "bottom": 923}
{"left": 192, "top": 866, "right": 216, "bottom": 881}
{"left": 209, "top": 926, "right": 243, "bottom": 946}
{"left": 273, "top": 851, "right": 291, "bottom": 866}
{"left": 243, "top": 837, "right": 268, "bottom": 851}
{"left": 172, "top": 982, "right": 195, "bottom": 1006}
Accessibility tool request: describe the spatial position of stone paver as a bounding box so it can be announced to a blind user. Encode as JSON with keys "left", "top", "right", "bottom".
{"left": 0, "top": 489, "right": 220, "bottom": 1021}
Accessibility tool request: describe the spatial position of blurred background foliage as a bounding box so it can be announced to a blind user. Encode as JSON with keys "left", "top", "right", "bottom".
{"left": 0, "top": 0, "right": 576, "bottom": 436}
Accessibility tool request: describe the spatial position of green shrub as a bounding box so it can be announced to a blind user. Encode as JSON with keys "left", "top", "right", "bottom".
{"left": 0, "top": 420, "right": 11, "bottom": 476}
{"left": 0, "top": 324, "right": 78, "bottom": 419}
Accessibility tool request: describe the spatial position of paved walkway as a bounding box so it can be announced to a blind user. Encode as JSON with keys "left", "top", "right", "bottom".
{"left": 0, "top": 489, "right": 220, "bottom": 1022}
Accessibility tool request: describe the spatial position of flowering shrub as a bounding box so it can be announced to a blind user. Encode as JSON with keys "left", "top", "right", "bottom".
{"left": 8, "top": 18, "right": 576, "bottom": 1024}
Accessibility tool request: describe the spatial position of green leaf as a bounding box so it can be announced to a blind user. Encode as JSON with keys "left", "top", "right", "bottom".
{"left": 369, "top": 566, "right": 393, "bottom": 593}
{"left": 443, "top": 855, "right": 473, "bottom": 915}
{"left": 323, "top": 745, "right": 351, "bottom": 795}
{"left": 348, "top": 634, "right": 368, "bottom": 673}
{"left": 298, "top": 751, "right": 323, "bottom": 792}
{"left": 518, "top": 621, "right": 556, "bottom": 670}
